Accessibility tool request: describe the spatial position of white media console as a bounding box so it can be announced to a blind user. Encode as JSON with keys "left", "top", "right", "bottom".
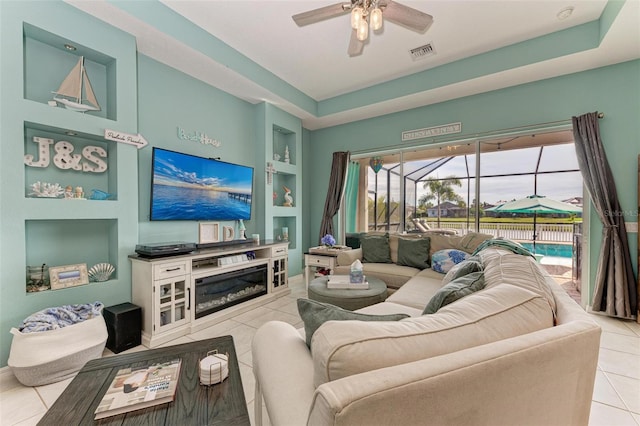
{"left": 130, "top": 240, "right": 289, "bottom": 348}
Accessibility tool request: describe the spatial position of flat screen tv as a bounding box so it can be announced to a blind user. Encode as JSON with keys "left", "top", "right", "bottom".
{"left": 150, "top": 147, "right": 253, "bottom": 221}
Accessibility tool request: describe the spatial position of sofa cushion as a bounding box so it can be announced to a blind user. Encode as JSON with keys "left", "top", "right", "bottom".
{"left": 386, "top": 269, "right": 444, "bottom": 309}
{"left": 311, "top": 284, "right": 554, "bottom": 386}
{"left": 442, "top": 255, "right": 483, "bottom": 284}
{"left": 431, "top": 249, "right": 469, "bottom": 273}
{"left": 297, "top": 298, "right": 409, "bottom": 347}
{"left": 396, "top": 237, "right": 431, "bottom": 269}
{"left": 479, "top": 247, "right": 557, "bottom": 315}
{"left": 360, "top": 234, "right": 392, "bottom": 264}
{"left": 423, "top": 271, "right": 486, "bottom": 314}
{"left": 428, "top": 232, "right": 492, "bottom": 257}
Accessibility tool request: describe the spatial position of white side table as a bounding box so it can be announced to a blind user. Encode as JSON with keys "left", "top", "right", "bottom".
{"left": 304, "top": 246, "right": 352, "bottom": 287}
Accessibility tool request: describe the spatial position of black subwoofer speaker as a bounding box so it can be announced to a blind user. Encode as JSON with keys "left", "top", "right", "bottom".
{"left": 103, "top": 303, "right": 141, "bottom": 353}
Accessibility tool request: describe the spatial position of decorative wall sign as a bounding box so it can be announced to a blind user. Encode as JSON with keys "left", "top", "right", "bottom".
{"left": 401, "top": 122, "right": 462, "bottom": 142}
{"left": 49, "top": 263, "right": 89, "bottom": 290}
{"left": 104, "top": 129, "right": 148, "bottom": 149}
{"left": 24, "top": 137, "right": 107, "bottom": 173}
{"left": 199, "top": 222, "right": 219, "bottom": 244}
{"left": 177, "top": 126, "right": 221, "bottom": 148}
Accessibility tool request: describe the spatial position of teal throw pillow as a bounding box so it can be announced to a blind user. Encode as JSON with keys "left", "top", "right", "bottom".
{"left": 442, "top": 255, "right": 483, "bottom": 284}
{"left": 423, "top": 271, "right": 486, "bottom": 314}
{"left": 297, "top": 298, "right": 410, "bottom": 347}
{"left": 360, "top": 234, "right": 392, "bottom": 263}
{"left": 397, "top": 237, "right": 431, "bottom": 269}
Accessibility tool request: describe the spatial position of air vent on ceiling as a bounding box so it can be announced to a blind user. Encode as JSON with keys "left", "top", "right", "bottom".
{"left": 409, "top": 43, "right": 436, "bottom": 61}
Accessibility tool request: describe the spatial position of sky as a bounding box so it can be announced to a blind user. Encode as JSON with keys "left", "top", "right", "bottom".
{"left": 368, "top": 143, "right": 583, "bottom": 206}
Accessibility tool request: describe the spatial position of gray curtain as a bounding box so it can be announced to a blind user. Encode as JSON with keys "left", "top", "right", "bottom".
{"left": 319, "top": 151, "right": 350, "bottom": 244}
{"left": 572, "top": 112, "right": 637, "bottom": 319}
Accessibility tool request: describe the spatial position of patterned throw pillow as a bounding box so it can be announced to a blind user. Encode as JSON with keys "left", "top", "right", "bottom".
{"left": 431, "top": 249, "right": 470, "bottom": 274}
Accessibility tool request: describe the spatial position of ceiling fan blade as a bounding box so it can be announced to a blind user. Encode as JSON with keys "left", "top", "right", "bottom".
{"left": 348, "top": 29, "right": 364, "bottom": 56}
{"left": 292, "top": 3, "right": 350, "bottom": 27}
{"left": 381, "top": 0, "right": 433, "bottom": 33}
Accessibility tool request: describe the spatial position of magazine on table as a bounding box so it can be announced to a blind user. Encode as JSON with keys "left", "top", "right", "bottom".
{"left": 94, "top": 359, "right": 182, "bottom": 420}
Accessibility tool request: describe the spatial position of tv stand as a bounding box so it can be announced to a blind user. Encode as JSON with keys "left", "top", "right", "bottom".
{"left": 130, "top": 240, "right": 289, "bottom": 348}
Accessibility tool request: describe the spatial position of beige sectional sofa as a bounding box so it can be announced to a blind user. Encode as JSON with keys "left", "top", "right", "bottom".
{"left": 252, "top": 243, "right": 601, "bottom": 426}
{"left": 333, "top": 231, "right": 492, "bottom": 290}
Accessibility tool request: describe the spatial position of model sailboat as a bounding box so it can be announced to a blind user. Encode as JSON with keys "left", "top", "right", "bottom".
{"left": 52, "top": 56, "right": 101, "bottom": 112}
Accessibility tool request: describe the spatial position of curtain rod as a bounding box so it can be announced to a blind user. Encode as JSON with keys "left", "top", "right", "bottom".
{"left": 350, "top": 112, "right": 604, "bottom": 158}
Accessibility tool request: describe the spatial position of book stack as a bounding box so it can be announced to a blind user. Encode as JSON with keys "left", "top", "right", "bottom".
{"left": 94, "top": 359, "right": 182, "bottom": 420}
{"left": 326, "top": 275, "right": 369, "bottom": 290}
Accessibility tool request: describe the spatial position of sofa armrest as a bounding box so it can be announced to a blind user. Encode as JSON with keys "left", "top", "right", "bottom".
{"left": 337, "top": 248, "right": 362, "bottom": 266}
{"left": 308, "top": 320, "right": 600, "bottom": 426}
{"left": 252, "top": 321, "right": 315, "bottom": 426}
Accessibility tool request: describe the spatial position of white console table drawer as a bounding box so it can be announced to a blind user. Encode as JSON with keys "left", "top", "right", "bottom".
{"left": 154, "top": 261, "right": 188, "bottom": 279}
{"left": 306, "top": 255, "right": 333, "bottom": 267}
{"left": 272, "top": 246, "right": 288, "bottom": 256}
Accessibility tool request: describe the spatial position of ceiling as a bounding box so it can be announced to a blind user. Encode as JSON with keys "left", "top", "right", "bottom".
{"left": 67, "top": 0, "right": 640, "bottom": 130}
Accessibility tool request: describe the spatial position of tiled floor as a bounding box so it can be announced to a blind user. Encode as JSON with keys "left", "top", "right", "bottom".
{"left": 1, "top": 274, "right": 639, "bottom": 426}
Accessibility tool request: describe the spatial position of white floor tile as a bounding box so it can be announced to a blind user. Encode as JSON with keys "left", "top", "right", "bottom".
{"left": 589, "top": 401, "right": 637, "bottom": 426}
{"left": 598, "top": 348, "right": 640, "bottom": 379}
{"left": 244, "top": 309, "right": 301, "bottom": 329}
{"left": 188, "top": 319, "right": 242, "bottom": 341}
{"left": 0, "top": 386, "right": 46, "bottom": 426}
{"left": 592, "top": 371, "right": 626, "bottom": 410}
{"left": 12, "top": 413, "right": 44, "bottom": 426}
{"left": 590, "top": 315, "right": 638, "bottom": 337}
{"left": 35, "top": 376, "right": 74, "bottom": 408}
{"left": 605, "top": 372, "right": 640, "bottom": 414}
{"left": 600, "top": 331, "right": 640, "bottom": 356}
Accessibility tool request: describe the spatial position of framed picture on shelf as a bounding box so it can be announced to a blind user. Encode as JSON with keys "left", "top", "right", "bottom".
{"left": 50, "top": 263, "right": 89, "bottom": 290}
{"left": 199, "top": 222, "right": 219, "bottom": 244}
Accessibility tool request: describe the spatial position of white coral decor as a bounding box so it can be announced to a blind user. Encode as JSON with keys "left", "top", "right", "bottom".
{"left": 30, "top": 181, "right": 64, "bottom": 198}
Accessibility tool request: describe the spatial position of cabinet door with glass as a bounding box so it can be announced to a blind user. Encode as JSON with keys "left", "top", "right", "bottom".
{"left": 272, "top": 256, "right": 288, "bottom": 292}
{"left": 155, "top": 276, "right": 189, "bottom": 332}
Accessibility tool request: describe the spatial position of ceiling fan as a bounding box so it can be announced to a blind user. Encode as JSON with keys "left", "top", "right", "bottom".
{"left": 292, "top": 0, "right": 433, "bottom": 56}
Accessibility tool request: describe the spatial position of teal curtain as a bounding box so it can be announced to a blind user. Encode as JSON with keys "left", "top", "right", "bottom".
{"left": 344, "top": 161, "right": 360, "bottom": 233}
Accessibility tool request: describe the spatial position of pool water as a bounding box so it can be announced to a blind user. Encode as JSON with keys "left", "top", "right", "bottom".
{"left": 520, "top": 242, "right": 573, "bottom": 258}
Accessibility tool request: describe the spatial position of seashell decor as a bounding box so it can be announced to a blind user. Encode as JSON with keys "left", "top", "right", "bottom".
{"left": 88, "top": 263, "right": 115, "bottom": 282}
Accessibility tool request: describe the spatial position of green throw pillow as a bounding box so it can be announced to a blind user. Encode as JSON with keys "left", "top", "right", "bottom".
{"left": 297, "top": 298, "right": 410, "bottom": 347}
{"left": 423, "top": 271, "right": 486, "bottom": 314}
{"left": 360, "top": 234, "right": 392, "bottom": 263}
{"left": 397, "top": 237, "right": 431, "bottom": 269}
{"left": 442, "top": 255, "right": 483, "bottom": 284}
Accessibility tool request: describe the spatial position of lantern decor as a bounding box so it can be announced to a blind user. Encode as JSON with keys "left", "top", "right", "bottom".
{"left": 369, "top": 157, "right": 383, "bottom": 173}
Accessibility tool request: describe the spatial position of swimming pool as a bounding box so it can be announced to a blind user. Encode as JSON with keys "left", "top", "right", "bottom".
{"left": 519, "top": 242, "right": 573, "bottom": 258}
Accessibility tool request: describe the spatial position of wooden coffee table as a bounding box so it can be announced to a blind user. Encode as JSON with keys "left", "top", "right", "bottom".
{"left": 38, "top": 335, "right": 249, "bottom": 425}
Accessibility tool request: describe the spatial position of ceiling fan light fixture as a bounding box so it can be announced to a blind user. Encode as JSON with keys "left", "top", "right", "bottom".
{"left": 356, "top": 18, "right": 369, "bottom": 41}
{"left": 351, "top": 6, "right": 364, "bottom": 29}
{"left": 370, "top": 7, "right": 383, "bottom": 30}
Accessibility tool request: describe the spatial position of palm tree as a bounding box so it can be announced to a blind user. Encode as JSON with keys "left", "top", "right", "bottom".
{"left": 421, "top": 176, "right": 463, "bottom": 227}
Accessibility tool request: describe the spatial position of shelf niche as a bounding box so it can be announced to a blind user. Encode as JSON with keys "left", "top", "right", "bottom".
{"left": 272, "top": 125, "right": 296, "bottom": 166}
{"left": 23, "top": 23, "right": 116, "bottom": 120}
{"left": 24, "top": 122, "right": 117, "bottom": 200}
{"left": 25, "top": 219, "right": 118, "bottom": 292}
{"left": 273, "top": 216, "right": 296, "bottom": 250}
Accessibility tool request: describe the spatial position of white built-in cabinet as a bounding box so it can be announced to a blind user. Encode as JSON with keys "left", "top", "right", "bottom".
{"left": 131, "top": 241, "right": 289, "bottom": 348}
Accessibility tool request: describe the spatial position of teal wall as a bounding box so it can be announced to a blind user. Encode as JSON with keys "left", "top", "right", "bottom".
{"left": 304, "top": 59, "right": 640, "bottom": 304}
{"left": 136, "top": 54, "right": 259, "bottom": 243}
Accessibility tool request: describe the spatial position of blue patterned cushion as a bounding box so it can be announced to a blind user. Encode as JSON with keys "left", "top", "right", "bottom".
{"left": 431, "top": 249, "right": 470, "bottom": 274}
